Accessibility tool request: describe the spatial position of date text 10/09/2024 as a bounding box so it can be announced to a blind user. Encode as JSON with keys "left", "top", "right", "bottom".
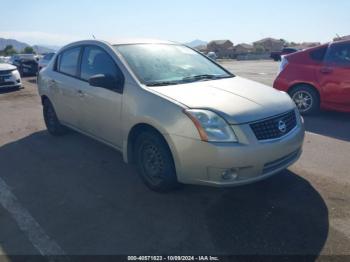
{"left": 127, "top": 256, "right": 220, "bottom": 261}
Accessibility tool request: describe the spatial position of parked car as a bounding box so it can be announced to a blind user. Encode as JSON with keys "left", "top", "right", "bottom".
{"left": 11, "top": 54, "right": 39, "bottom": 76}
{"left": 274, "top": 40, "right": 350, "bottom": 114}
{"left": 38, "top": 39, "right": 304, "bottom": 192}
{"left": 38, "top": 52, "right": 55, "bottom": 72}
{"left": 270, "top": 47, "right": 298, "bottom": 61}
{"left": 207, "top": 51, "right": 217, "bottom": 60}
{"left": 0, "top": 63, "right": 21, "bottom": 89}
{"left": 0, "top": 56, "right": 11, "bottom": 64}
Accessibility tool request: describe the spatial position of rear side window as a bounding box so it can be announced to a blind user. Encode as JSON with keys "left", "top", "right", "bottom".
{"left": 57, "top": 47, "right": 81, "bottom": 77}
{"left": 326, "top": 43, "right": 350, "bottom": 66}
{"left": 310, "top": 47, "right": 327, "bottom": 61}
{"left": 80, "top": 46, "right": 122, "bottom": 81}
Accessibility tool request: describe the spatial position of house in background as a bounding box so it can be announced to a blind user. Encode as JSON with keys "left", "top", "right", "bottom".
{"left": 193, "top": 44, "right": 208, "bottom": 53}
{"left": 207, "top": 40, "right": 235, "bottom": 58}
{"left": 293, "top": 42, "right": 321, "bottom": 49}
{"left": 234, "top": 43, "right": 254, "bottom": 55}
{"left": 253, "top": 38, "right": 284, "bottom": 52}
{"left": 334, "top": 35, "right": 350, "bottom": 41}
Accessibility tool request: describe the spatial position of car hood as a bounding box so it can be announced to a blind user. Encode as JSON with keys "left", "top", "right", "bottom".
{"left": 149, "top": 76, "right": 296, "bottom": 124}
{"left": 0, "top": 63, "right": 16, "bottom": 71}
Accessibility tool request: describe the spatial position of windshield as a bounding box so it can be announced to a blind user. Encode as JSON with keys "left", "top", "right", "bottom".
{"left": 43, "top": 53, "right": 55, "bottom": 60}
{"left": 114, "top": 44, "right": 233, "bottom": 86}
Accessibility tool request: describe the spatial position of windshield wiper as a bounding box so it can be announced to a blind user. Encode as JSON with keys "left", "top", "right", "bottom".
{"left": 182, "top": 74, "right": 232, "bottom": 82}
{"left": 146, "top": 81, "right": 181, "bottom": 87}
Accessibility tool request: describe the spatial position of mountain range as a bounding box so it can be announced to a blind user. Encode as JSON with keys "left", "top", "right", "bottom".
{"left": 185, "top": 39, "right": 208, "bottom": 48}
{"left": 0, "top": 38, "right": 59, "bottom": 54}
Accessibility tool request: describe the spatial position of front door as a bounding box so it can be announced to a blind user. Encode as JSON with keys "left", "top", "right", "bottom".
{"left": 76, "top": 45, "right": 124, "bottom": 148}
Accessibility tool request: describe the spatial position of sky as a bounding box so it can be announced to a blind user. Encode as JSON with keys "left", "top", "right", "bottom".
{"left": 0, "top": 0, "right": 349, "bottom": 46}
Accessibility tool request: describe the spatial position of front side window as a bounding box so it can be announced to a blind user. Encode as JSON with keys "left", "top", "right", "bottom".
{"left": 326, "top": 43, "right": 350, "bottom": 66}
{"left": 58, "top": 47, "right": 81, "bottom": 76}
{"left": 80, "top": 46, "right": 121, "bottom": 81}
{"left": 114, "top": 44, "right": 232, "bottom": 86}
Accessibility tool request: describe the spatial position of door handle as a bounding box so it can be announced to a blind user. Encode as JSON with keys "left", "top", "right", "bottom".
{"left": 320, "top": 67, "right": 333, "bottom": 74}
{"left": 77, "top": 90, "right": 85, "bottom": 97}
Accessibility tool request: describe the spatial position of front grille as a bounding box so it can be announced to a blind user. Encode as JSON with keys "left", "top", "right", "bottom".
{"left": 0, "top": 70, "right": 13, "bottom": 76}
{"left": 0, "top": 81, "right": 15, "bottom": 87}
{"left": 250, "top": 110, "right": 297, "bottom": 140}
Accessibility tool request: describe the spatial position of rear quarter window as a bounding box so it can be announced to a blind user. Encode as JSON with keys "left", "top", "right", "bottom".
{"left": 57, "top": 47, "right": 81, "bottom": 77}
{"left": 310, "top": 47, "right": 327, "bottom": 61}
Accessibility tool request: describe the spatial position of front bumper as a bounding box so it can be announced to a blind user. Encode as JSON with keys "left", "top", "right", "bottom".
{"left": 167, "top": 111, "right": 305, "bottom": 187}
{"left": 0, "top": 74, "right": 21, "bottom": 89}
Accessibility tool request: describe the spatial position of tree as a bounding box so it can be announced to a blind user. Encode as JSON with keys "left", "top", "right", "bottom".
{"left": 23, "top": 46, "right": 35, "bottom": 54}
{"left": 254, "top": 44, "right": 265, "bottom": 54}
{"left": 2, "top": 45, "right": 17, "bottom": 56}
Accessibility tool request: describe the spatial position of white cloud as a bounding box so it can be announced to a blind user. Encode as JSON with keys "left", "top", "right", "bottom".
{"left": 0, "top": 31, "right": 86, "bottom": 46}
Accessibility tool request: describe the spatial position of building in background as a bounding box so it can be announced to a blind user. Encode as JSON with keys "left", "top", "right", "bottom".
{"left": 234, "top": 43, "right": 254, "bottom": 55}
{"left": 253, "top": 38, "right": 284, "bottom": 52}
{"left": 334, "top": 35, "right": 350, "bottom": 41}
{"left": 293, "top": 42, "right": 321, "bottom": 49}
{"left": 207, "top": 40, "right": 235, "bottom": 58}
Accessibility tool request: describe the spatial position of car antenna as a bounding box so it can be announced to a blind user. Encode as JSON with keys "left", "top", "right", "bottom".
{"left": 92, "top": 34, "right": 96, "bottom": 39}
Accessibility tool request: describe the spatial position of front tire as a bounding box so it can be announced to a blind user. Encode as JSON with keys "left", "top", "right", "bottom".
{"left": 289, "top": 85, "right": 320, "bottom": 115}
{"left": 43, "top": 99, "right": 68, "bottom": 136}
{"left": 134, "top": 131, "right": 179, "bottom": 192}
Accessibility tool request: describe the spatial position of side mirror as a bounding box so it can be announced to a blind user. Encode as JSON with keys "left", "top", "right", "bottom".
{"left": 88, "top": 74, "right": 123, "bottom": 92}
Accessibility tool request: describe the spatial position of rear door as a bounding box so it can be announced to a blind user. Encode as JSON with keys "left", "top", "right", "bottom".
{"left": 50, "top": 46, "right": 83, "bottom": 127}
{"left": 75, "top": 45, "right": 124, "bottom": 148}
{"left": 319, "top": 42, "right": 350, "bottom": 107}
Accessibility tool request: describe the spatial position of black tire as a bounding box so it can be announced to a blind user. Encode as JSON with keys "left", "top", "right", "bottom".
{"left": 289, "top": 85, "right": 320, "bottom": 115}
{"left": 43, "top": 99, "right": 68, "bottom": 136}
{"left": 134, "top": 131, "right": 179, "bottom": 192}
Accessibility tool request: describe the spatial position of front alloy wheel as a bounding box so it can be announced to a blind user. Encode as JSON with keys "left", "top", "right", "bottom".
{"left": 290, "top": 85, "right": 320, "bottom": 115}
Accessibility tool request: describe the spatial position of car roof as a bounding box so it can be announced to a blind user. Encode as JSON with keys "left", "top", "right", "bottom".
{"left": 111, "top": 38, "right": 177, "bottom": 45}
{"left": 330, "top": 39, "right": 350, "bottom": 45}
{"left": 62, "top": 39, "right": 177, "bottom": 48}
{"left": 57, "top": 39, "right": 181, "bottom": 54}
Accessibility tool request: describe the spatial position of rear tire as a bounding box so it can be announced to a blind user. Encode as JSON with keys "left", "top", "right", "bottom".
{"left": 43, "top": 99, "right": 68, "bottom": 136}
{"left": 289, "top": 85, "right": 320, "bottom": 115}
{"left": 134, "top": 131, "right": 180, "bottom": 192}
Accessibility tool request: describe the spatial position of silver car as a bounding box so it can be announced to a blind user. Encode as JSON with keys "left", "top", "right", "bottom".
{"left": 38, "top": 39, "right": 305, "bottom": 192}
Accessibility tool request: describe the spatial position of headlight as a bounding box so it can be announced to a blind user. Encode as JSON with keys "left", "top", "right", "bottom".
{"left": 12, "top": 70, "right": 20, "bottom": 79}
{"left": 184, "top": 109, "right": 238, "bottom": 142}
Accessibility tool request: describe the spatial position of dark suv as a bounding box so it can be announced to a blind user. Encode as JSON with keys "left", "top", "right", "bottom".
{"left": 11, "top": 54, "right": 39, "bottom": 76}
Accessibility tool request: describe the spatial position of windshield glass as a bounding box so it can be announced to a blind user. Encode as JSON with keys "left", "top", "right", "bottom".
{"left": 114, "top": 44, "right": 233, "bottom": 86}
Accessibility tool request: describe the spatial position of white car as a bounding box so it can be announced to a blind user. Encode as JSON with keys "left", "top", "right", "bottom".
{"left": 0, "top": 63, "right": 21, "bottom": 89}
{"left": 207, "top": 52, "right": 217, "bottom": 60}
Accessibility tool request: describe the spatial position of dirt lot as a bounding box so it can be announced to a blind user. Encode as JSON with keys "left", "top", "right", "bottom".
{"left": 0, "top": 60, "right": 349, "bottom": 258}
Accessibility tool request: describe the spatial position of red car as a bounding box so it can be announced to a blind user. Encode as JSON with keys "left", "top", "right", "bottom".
{"left": 273, "top": 40, "right": 350, "bottom": 114}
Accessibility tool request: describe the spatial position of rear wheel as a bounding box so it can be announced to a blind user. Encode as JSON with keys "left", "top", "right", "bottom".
{"left": 43, "top": 99, "right": 68, "bottom": 136}
{"left": 134, "top": 131, "right": 179, "bottom": 192}
{"left": 289, "top": 85, "right": 320, "bottom": 115}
